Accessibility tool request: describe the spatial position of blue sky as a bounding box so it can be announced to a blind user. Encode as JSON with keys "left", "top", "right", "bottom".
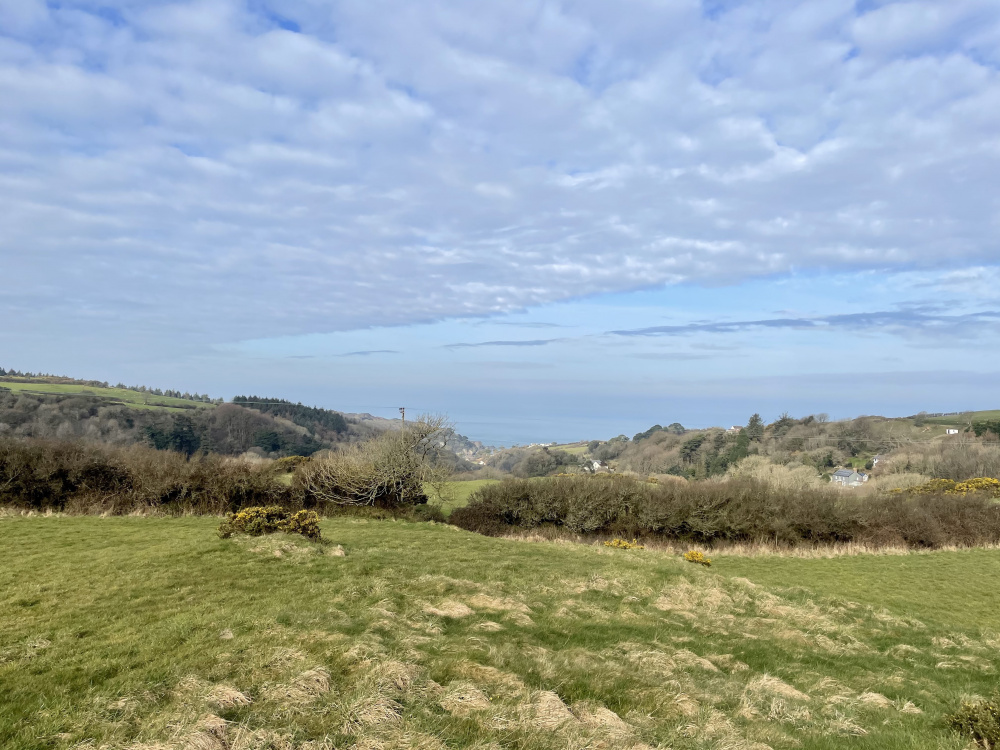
{"left": 2, "top": 0, "right": 1000, "bottom": 444}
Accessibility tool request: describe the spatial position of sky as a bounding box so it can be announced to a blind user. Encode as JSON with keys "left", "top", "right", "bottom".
{"left": 2, "top": 0, "right": 1000, "bottom": 445}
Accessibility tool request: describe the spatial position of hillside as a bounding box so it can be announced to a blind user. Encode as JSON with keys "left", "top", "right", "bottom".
{"left": 478, "top": 410, "right": 1000, "bottom": 482}
{"left": 0, "top": 377, "right": 217, "bottom": 412}
{"left": 2, "top": 515, "right": 996, "bottom": 750}
{"left": 0, "top": 375, "right": 368, "bottom": 458}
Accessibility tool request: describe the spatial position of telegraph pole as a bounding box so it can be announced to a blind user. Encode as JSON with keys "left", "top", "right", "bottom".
{"left": 399, "top": 407, "right": 405, "bottom": 423}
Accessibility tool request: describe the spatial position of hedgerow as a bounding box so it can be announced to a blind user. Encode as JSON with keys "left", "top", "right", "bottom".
{"left": 449, "top": 475, "right": 1000, "bottom": 549}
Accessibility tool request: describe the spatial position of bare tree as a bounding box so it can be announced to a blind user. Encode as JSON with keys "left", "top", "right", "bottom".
{"left": 296, "top": 414, "right": 453, "bottom": 508}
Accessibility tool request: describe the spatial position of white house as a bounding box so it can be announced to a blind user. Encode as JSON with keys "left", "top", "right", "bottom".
{"left": 946, "top": 429, "right": 959, "bottom": 435}
{"left": 832, "top": 469, "right": 868, "bottom": 487}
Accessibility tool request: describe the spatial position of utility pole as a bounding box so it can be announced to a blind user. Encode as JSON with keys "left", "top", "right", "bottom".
{"left": 399, "top": 407, "right": 405, "bottom": 423}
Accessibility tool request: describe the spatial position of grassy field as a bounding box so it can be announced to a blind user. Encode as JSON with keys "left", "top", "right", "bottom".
{"left": 718, "top": 549, "right": 1000, "bottom": 631}
{"left": 551, "top": 442, "right": 590, "bottom": 456}
{"left": 924, "top": 410, "right": 1000, "bottom": 427}
{"left": 425, "top": 479, "right": 499, "bottom": 515}
{"left": 0, "top": 379, "right": 215, "bottom": 412}
{"left": 2, "top": 516, "right": 998, "bottom": 750}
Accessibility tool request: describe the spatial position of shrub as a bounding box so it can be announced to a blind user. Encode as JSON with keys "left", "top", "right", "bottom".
{"left": 449, "top": 474, "right": 1000, "bottom": 549}
{"left": 218, "top": 506, "right": 322, "bottom": 540}
{"left": 947, "top": 695, "right": 1000, "bottom": 748}
{"left": 894, "top": 477, "right": 1000, "bottom": 498}
{"left": 282, "top": 509, "right": 323, "bottom": 540}
{"left": 273, "top": 455, "right": 309, "bottom": 473}
{"left": 604, "top": 538, "right": 644, "bottom": 550}
{"left": 683, "top": 550, "right": 711, "bottom": 567}
{"left": 0, "top": 438, "right": 298, "bottom": 514}
{"left": 295, "top": 422, "right": 448, "bottom": 509}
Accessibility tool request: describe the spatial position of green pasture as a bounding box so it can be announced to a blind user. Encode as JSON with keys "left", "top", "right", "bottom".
{"left": 425, "top": 479, "right": 499, "bottom": 514}
{"left": 2, "top": 515, "right": 998, "bottom": 750}
{"left": 718, "top": 549, "right": 1000, "bottom": 631}
{"left": 0, "top": 379, "right": 215, "bottom": 412}
{"left": 550, "top": 442, "right": 590, "bottom": 456}
{"left": 924, "top": 410, "right": 1000, "bottom": 427}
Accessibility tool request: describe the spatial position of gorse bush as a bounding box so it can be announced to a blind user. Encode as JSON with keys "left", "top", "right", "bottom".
{"left": 449, "top": 475, "right": 1000, "bottom": 549}
{"left": 683, "top": 550, "right": 712, "bottom": 566}
{"left": 218, "top": 506, "right": 322, "bottom": 540}
{"left": 603, "top": 538, "right": 644, "bottom": 550}
{"left": 947, "top": 695, "right": 1000, "bottom": 748}
{"left": 893, "top": 477, "right": 1000, "bottom": 498}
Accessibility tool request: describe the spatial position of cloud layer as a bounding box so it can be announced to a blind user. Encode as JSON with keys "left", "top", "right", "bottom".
{"left": 4, "top": 0, "right": 1000, "bottom": 344}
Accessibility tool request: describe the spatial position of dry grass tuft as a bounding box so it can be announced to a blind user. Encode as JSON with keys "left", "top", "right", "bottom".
{"left": 472, "top": 620, "right": 503, "bottom": 632}
{"left": 526, "top": 690, "right": 578, "bottom": 730}
{"left": 466, "top": 594, "right": 531, "bottom": 614}
{"left": 206, "top": 685, "right": 253, "bottom": 710}
{"left": 857, "top": 692, "right": 893, "bottom": 709}
{"left": 439, "top": 682, "right": 491, "bottom": 717}
{"left": 572, "top": 702, "right": 632, "bottom": 736}
{"left": 342, "top": 695, "right": 403, "bottom": 734}
{"left": 453, "top": 662, "right": 527, "bottom": 697}
{"left": 708, "top": 654, "right": 750, "bottom": 672}
{"left": 672, "top": 648, "right": 719, "bottom": 672}
{"left": 422, "top": 600, "right": 475, "bottom": 618}
{"left": 746, "top": 675, "right": 810, "bottom": 702}
{"left": 503, "top": 611, "right": 534, "bottom": 627}
{"left": 266, "top": 666, "right": 332, "bottom": 706}
{"left": 368, "top": 660, "right": 419, "bottom": 696}
{"left": 739, "top": 675, "right": 811, "bottom": 723}
{"left": 828, "top": 716, "right": 869, "bottom": 736}
{"left": 182, "top": 714, "right": 230, "bottom": 750}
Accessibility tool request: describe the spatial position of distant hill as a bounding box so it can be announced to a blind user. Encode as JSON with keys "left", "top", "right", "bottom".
{"left": 0, "top": 373, "right": 373, "bottom": 458}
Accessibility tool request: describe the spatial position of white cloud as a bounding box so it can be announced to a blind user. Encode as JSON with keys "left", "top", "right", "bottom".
{"left": 1, "top": 0, "right": 1000, "bottom": 350}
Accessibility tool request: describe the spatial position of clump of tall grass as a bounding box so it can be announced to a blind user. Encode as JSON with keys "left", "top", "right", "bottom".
{"left": 449, "top": 474, "right": 1000, "bottom": 549}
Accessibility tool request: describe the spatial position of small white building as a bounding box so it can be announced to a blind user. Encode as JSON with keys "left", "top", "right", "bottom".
{"left": 946, "top": 429, "right": 959, "bottom": 435}
{"left": 832, "top": 469, "right": 868, "bottom": 487}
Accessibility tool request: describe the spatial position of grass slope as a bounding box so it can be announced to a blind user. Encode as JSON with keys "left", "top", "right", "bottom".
{"left": 2, "top": 517, "right": 997, "bottom": 750}
{"left": 0, "top": 379, "right": 215, "bottom": 412}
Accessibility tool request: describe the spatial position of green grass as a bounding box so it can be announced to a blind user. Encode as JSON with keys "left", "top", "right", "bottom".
{"left": 0, "top": 379, "right": 215, "bottom": 412}
{"left": 2, "top": 515, "right": 998, "bottom": 750}
{"left": 717, "top": 549, "right": 1000, "bottom": 631}
{"left": 425, "top": 479, "right": 499, "bottom": 515}
{"left": 551, "top": 442, "right": 590, "bottom": 456}
{"left": 923, "top": 410, "right": 1000, "bottom": 427}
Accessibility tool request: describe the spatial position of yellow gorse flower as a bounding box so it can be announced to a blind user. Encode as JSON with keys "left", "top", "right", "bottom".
{"left": 603, "top": 538, "right": 644, "bottom": 550}
{"left": 683, "top": 550, "right": 712, "bottom": 567}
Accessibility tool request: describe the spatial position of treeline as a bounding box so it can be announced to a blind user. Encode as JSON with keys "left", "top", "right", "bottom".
{"left": 591, "top": 411, "right": 986, "bottom": 480}
{"left": 450, "top": 475, "right": 1000, "bottom": 549}
{"left": 233, "top": 396, "right": 349, "bottom": 436}
{"left": 972, "top": 420, "right": 1000, "bottom": 438}
{"left": 0, "top": 391, "right": 342, "bottom": 458}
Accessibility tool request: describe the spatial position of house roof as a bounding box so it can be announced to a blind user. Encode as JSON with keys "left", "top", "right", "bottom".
{"left": 832, "top": 469, "right": 855, "bottom": 477}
